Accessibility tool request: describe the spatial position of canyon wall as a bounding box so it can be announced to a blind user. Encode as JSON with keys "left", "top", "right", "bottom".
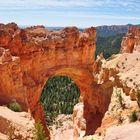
{"left": 121, "top": 26, "right": 140, "bottom": 53}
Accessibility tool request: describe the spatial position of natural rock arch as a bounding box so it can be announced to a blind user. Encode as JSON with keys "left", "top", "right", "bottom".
{"left": 27, "top": 66, "right": 96, "bottom": 135}
{"left": 0, "top": 23, "right": 115, "bottom": 137}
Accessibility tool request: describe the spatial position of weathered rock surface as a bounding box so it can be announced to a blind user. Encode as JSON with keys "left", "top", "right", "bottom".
{"left": 0, "top": 106, "right": 35, "bottom": 140}
{"left": 0, "top": 47, "right": 26, "bottom": 108}
{"left": 1, "top": 22, "right": 139, "bottom": 139}
{"left": 77, "top": 26, "right": 140, "bottom": 139}
{"left": 95, "top": 26, "right": 140, "bottom": 103}
{"left": 121, "top": 26, "right": 140, "bottom": 53}
{"left": 104, "top": 52, "right": 140, "bottom": 100}
{"left": 82, "top": 26, "right": 140, "bottom": 139}
{"left": 0, "top": 23, "right": 98, "bottom": 137}
{"left": 81, "top": 87, "right": 140, "bottom": 140}
{"left": 104, "top": 122, "right": 140, "bottom": 140}
{"left": 117, "top": 26, "right": 140, "bottom": 99}
{"left": 50, "top": 114, "right": 74, "bottom": 140}
{"left": 73, "top": 102, "right": 86, "bottom": 139}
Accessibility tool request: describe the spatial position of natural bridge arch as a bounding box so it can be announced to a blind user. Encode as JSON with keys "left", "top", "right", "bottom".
{"left": 0, "top": 24, "right": 114, "bottom": 138}
{"left": 27, "top": 66, "right": 97, "bottom": 135}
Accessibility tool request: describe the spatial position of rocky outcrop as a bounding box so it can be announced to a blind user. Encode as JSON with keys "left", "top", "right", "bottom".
{"left": 2, "top": 22, "right": 140, "bottom": 140}
{"left": 104, "top": 52, "right": 140, "bottom": 100}
{"left": 73, "top": 102, "right": 86, "bottom": 139}
{"left": 121, "top": 26, "right": 140, "bottom": 53}
{"left": 2, "top": 22, "right": 137, "bottom": 139}
{"left": 0, "top": 106, "right": 35, "bottom": 140}
{"left": 63, "top": 54, "right": 117, "bottom": 138}
{"left": 0, "top": 47, "right": 26, "bottom": 108}
{"left": 83, "top": 40, "right": 140, "bottom": 140}
{"left": 0, "top": 23, "right": 98, "bottom": 137}
{"left": 107, "top": 26, "right": 140, "bottom": 99}
{"left": 104, "top": 123, "right": 140, "bottom": 140}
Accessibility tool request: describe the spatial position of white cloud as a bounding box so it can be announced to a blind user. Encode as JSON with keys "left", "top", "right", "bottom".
{"left": 0, "top": 0, "right": 140, "bottom": 9}
{"left": 0, "top": 0, "right": 139, "bottom": 27}
{"left": 33, "top": 10, "right": 140, "bottom": 20}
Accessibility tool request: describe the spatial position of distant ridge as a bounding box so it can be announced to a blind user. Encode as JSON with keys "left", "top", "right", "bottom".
{"left": 96, "top": 24, "right": 133, "bottom": 37}
{"left": 20, "top": 24, "right": 139, "bottom": 37}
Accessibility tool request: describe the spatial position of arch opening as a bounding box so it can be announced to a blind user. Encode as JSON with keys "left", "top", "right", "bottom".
{"left": 39, "top": 76, "right": 80, "bottom": 127}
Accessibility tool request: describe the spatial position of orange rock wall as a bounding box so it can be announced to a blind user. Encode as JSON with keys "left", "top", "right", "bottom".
{"left": 0, "top": 23, "right": 97, "bottom": 136}
{"left": 0, "top": 23, "right": 125, "bottom": 138}
{"left": 121, "top": 26, "right": 140, "bottom": 53}
{"left": 0, "top": 48, "right": 27, "bottom": 108}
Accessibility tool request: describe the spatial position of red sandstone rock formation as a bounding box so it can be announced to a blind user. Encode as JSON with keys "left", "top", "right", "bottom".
{"left": 121, "top": 26, "right": 140, "bottom": 53}
{"left": 108, "top": 26, "right": 140, "bottom": 100}
{"left": 104, "top": 52, "right": 140, "bottom": 100}
{"left": 0, "top": 106, "right": 35, "bottom": 140}
{"left": 2, "top": 22, "right": 138, "bottom": 139}
{"left": 1, "top": 23, "right": 132, "bottom": 139}
{"left": 0, "top": 23, "right": 97, "bottom": 137}
{"left": 0, "top": 47, "right": 26, "bottom": 108}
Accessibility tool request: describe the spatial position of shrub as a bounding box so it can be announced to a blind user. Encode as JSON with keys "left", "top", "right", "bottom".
{"left": 8, "top": 100, "right": 21, "bottom": 112}
{"left": 116, "top": 89, "right": 125, "bottom": 109}
{"left": 129, "top": 110, "right": 138, "bottom": 122}
{"left": 33, "top": 122, "right": 48, "bottom": 140}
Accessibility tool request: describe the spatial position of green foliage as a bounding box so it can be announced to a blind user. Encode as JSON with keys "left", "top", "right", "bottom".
{"left": 116, "top": 90, "right": 125, "bottom": 109}
{"left": 96, "top": 33, "right": 124, "bottom": 58}
{"left": 40, "top": 76, "right": 80, "bottom": 126}
{"left": 34, "top": 121, "right": 48, "bottom": 140}
{"left": 129, "top": 110, "right": 138, "bottom": 122}
{"left": 8, "top": 100, "right": 21, "bottom": 112}
{"left": 96, "top": 26, "right": 128, "bottom": 37}
{"left": 136, "top": 89, "right": 140, "bottom": 108}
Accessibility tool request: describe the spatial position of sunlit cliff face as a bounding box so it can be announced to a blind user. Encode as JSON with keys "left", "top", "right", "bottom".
{"left": 0, "top": 23, "right": 98, "bottom": 137}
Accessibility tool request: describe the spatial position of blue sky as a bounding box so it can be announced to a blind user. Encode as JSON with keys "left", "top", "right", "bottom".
{"left": 0, "top": 0, "right": 140, "bottom": 27}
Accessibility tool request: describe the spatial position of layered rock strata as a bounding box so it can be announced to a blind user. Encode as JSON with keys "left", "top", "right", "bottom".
{"left": 0, "top": 23, "right": 97, "bottom": 137}
{"left": 1, "top": 23, "right": 139, "bottom": 139}
{"left": 121, "top": 26, "right": 140, "bottom": 53}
